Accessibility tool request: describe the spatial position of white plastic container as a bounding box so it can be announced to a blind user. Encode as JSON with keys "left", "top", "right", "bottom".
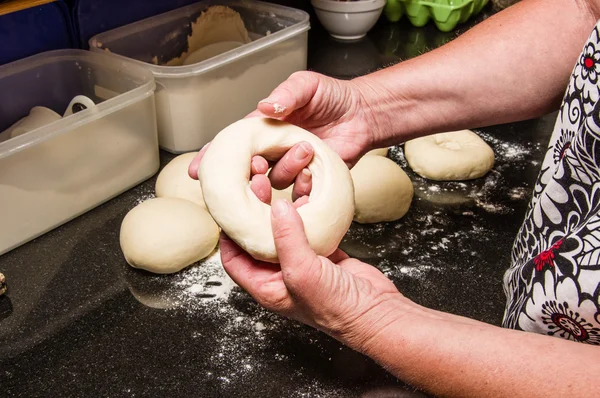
{"left": 89, "top": 0, "right": 310, "bottom": 153}
{"left": 0, "top": 50, "right": 159, "bottom": 255}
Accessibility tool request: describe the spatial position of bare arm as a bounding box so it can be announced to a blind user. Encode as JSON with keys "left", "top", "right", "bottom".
{"left": 218, "top": 196, "right": 600, "bottom": 397}
{"left": 352, "top": 299, "right": 600, "bottom": 397}
{"left": 358, "top": 0, "right": 600, "bottom": 145}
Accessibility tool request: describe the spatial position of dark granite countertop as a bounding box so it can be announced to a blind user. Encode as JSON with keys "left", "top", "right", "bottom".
{"left": 0, "top": 6, "right": 557, "bottom": 398}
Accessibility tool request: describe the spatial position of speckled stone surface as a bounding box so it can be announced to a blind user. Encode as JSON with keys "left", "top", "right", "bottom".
{"left": 0, "top": 8, "right": 558, "bottom": 398}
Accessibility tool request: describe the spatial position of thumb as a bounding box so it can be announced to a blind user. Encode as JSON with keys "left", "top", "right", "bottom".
{"left": 258, "top": 72, "right": 320, "bottom": 118}
{"left": 271, "top": 199, "right": 322, "bottom": 291}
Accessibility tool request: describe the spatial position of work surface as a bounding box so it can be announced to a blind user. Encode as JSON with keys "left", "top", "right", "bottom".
{"left": 0, "top": 10, "right": 558, "bottom": 398}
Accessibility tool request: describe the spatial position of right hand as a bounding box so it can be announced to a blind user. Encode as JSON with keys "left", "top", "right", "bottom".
{"left": 188, "top": 71, "right": 380, "bottom": 195}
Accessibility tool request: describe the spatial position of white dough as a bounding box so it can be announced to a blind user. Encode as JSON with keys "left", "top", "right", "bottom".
{"left": 164, "top": 6, "right": 250, "bottom": 66}
{"left": 155, "top": 152, "right": 206, "bottom": 208}
{"left": 404, "top": 130, "right": 494, "bottom": 181}
{"left": 271, "top": 185, "right": 293, "bottom": 202}
{"left": 366, "top": 147, "right": 389, "bottom": 157}
{"left": 120, "top": 197, "right": 219, "bottom": 274}
{"left": 351, "top": 156, "right": 413, "bottom": 223}
{"left": 198, "top": 118, "right": 355, "bottom": 263}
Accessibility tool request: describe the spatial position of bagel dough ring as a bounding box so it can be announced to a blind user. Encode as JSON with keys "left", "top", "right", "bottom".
{"left": 156, "top": 152, "right": 206, "bottom": 208}
{"left": 198, "top": 118, "right": 355, "bottom": 263}
{"left": 120, "top": 197, "right": 219, "bottom": 274}
{"left": 351, "top": 156, "right": 413, "bottom": 223}
{"left": 404, "top": 130, "right": 494, "bottom": 181}
{"left": 271, "top": 185, "right": 293, "bottom": 202}
{"left": 366, "top": 147, "right": 389, "bottom": 157}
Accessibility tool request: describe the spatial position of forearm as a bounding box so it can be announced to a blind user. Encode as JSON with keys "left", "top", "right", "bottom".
{"left": 356, "top": 0, "right": 598, "bottom": 146}
{"left": 352, "top": 299, "right": 600, "bottom": 397}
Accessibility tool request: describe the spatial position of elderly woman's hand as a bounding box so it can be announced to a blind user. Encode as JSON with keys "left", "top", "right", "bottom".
{"left": 219, "top": 197, "right": 406, "bottom": 347}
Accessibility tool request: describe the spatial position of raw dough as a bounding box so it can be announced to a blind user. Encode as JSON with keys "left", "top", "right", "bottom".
{"left": 1, "top": 106, "right": 61, "bottom": 142}
{"left": 366, "top": 147, "right": 389, "bottom": 157}
{"left": 183, "top": 41, "right": 243, "bottom": 65}
{"left": 198, "top": 118, "right": 355, "bottom": 263}
{"left": 120, "top": 197, "right": 219, "bottom": 274}
{"left": 165, "top": 6, "right": 250, "bottom": 66}
{"left": 271, "top": 185, "right": 293, "bottom": 202}
{"left": 351, "top": 156, "right": 413, "bottom": 223}
{"left": 155, "top": 152, "right": 206, "bottom": 208}
{"left": 404, "top": 130, "right": 494, "bottom": 181}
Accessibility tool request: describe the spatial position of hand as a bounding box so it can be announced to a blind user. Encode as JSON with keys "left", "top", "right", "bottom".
{"left": 188, "top": 71, "right": 381, "bottom": 192}
{"left": 219, "top": 197, "right": 405, "bottom": 348}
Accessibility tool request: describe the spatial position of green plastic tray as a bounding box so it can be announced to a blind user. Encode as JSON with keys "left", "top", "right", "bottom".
{"left": 384, "top": 0, "right": 489, "bottom": 32}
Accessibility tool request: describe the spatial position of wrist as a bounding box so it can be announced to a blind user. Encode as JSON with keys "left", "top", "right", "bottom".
{"left": 350, "top": 76, "right": 398, "bottom": 150}
{"left": 331, "top": 292, "right": 432, "bottom": 354}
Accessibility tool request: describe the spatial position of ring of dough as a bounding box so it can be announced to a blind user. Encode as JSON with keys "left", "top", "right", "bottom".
{"left": 198, "top": 118, "right": 355, "bottom": 263}
{"left": 404, "top": 130, "right": 494, "bottom": 181}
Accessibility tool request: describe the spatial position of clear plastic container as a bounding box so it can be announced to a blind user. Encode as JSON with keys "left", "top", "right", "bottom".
{"left": 0, "top": 50, "right": 159, "bottom": 255}
{"left": 88, "top": 0, "right": 310, "bottom": 153}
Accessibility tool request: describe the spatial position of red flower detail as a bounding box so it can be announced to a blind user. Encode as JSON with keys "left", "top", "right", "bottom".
{"left": 559, "top": 142, "right": 571, "bottom": 160}
{"left": 533, "top": 239, "right": 563, "bottom": 272}
{"left": 584, "top": 57, "right": 595, "bottom": 69}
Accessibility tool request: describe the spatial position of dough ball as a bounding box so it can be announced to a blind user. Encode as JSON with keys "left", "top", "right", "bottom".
{"left": 120, "top": 197, "right": 219, "bottom": 274}
{"left": 351, "top": 156, "right": 413, "bottom": 223}
{"left": 155, "top": 152, "right": 206, "bottom": 208}
{"left": 366, "top": 147, "right": 389, "bottom": 157}
{"left": 404, "top": 130, "right": 494, "bottom": 181}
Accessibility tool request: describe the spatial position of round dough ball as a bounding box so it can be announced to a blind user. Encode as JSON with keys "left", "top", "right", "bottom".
{"left": 155, "top": 152, "right": 206, "bottom": 208}
{"left": 198, "top": 118, "right": 355, "bottom": 263}
{"left": 366, "top": 147, "right": 389, "bottom": 157}
{"left": 120, "top": 197, "right": 219, "bottom": 274}
{"left": 404, "top": 130, "right": 494, "bottom": 181}
{"left": 351, "top": 156, "right": 413, "bottom": 223}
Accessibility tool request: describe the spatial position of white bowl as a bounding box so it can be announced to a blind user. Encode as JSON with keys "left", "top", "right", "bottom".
{"left": 311, "top": 0, "right": 386, "bottom": 41}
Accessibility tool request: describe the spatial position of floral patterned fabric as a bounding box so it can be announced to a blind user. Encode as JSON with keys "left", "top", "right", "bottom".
{"left": 502, "top": 24, "right": 600, "bottom": 344}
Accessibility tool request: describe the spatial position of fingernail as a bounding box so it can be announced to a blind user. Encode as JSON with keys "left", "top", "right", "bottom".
{"left": 251, "top": 158, "right": 260, "bottom": 171}
{"left": 302, "top": 168, "right": 312, "bottom": 178}
{"left": 272, "top": 199, "right": 289, "bottom": 217}
{"left": 273, "top": 103, "right": 286, "bottom": 114}
{"left": 294, "top": 143, "right": 310, "bottom": 161}
{"left": 259, "top": 98, "right": 286, "bottom": 114}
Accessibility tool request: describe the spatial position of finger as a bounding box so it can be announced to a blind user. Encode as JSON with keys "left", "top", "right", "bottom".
{"left": 292, "top": 168, "right": 312, "bottom": 201}
{"left": 269, "top": 142, "right": 314, "bottom": 190}
{"left": 257, "top": 71, "right": 320, "bottom": 118}
{"left": 271, "top": 199, "right": 322, "bottom": 290}
{"left": 292, "top": 195, "right": 309, "bottom": 209}
{"left": 327, "top": 249, "right": 349, "bottom": 264}
{"left": 245, "top": 109, "right": 265, "bottom": 119}
{"left": 187, "top": 143, "right": 210, "bottom": 179}
{"left": 220, "top": 233, "right": 282, "bottom": 293}
{"left": 250, "top": 174, "right": 272, "bottom": 204}
{"left": 251, "top": 156, "right": 269, "bottom": 175}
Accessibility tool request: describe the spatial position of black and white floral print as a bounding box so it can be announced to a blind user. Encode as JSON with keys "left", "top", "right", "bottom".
{"left": 502, "top": 23, "right": 600, "bottom": 345}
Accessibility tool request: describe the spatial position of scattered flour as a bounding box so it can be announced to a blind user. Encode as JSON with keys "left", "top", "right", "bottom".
{"left": 122, "top": 129, "right": 539, "bottom": 396}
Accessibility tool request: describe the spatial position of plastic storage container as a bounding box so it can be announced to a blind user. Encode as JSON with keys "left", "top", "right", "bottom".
{"left": 0, "top": 50, "right": 159, "bottom": 255}
{"left": 384, "top": 0, "right": 489, "bottom": 32}
{"left": 72, "top": 0, "right": 199, "bottom": 48}
{"left": 89, "top": 0, "right": 310, "bottom": 153}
